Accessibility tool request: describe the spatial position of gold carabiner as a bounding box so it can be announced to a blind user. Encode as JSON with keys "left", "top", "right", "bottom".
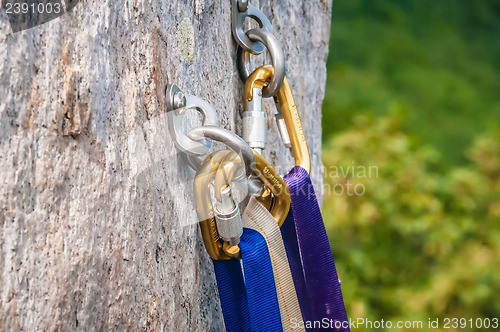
{"left": 194, "top": 149, "right": 290, "bottom": 260}
{"left": 194, "top": 150, "right": 240, "bottom": 260}
{"left": 214, "top": 150, "right": 291, "bottom": 227}
{"left": 244, "top": 65, "right": 311, "bottom": 174}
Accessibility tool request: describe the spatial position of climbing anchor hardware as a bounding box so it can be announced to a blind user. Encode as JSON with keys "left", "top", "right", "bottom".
{"left": 166, "top": 84, "right": 251, "bottom": 258}
{"left": 231, "top": 0, "right": 273, "bottom": 55}
{"left": 189, "top": 126, "right": 256, "bottom": 260}
{"left": 166, "top": 83, "right": 290, "bottom": 261}
{"left": 243, "top": 65, "right": 311, "bottom": 174}
{"left": 165, "top": 84, "right": 218, "bottom": 157}
{"left": 215, "top": 150, "right": 290, "bottom": 227}
{"left": 231, "top": 1, "right": 308, "bottom": 172}
{"left": 193, "top": 148, "right": 290, "bottom": 260}
{"left": 236, "top": 28, "right": 285, "bottom": 98}
{"left": 232, "top": 0, "right": 285, "bottom": 98}
{"left": 194, "top": 150, "right": 241, "bottom": 260}
{"left": 188, "top": 125, "right": 255, "bottom": 259}
{"left": 163, "top": 2, "right": 350, "bottom": 330}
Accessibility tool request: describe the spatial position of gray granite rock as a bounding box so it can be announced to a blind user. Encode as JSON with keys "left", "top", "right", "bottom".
{"left": 0, "top": 1, "right": 331, "bottom": 330}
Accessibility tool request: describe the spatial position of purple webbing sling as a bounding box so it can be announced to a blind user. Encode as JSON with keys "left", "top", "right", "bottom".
{"left": 283, "top": 166, "right": 349, "bottom": 332}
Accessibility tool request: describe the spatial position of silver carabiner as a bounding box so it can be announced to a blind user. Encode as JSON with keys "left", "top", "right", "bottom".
{"left": 186, "top": 125, "right": 255, "bottom": 177}
{"left": 232, "top": 0, "right": 273, "bottom": 55}
{"left": 237, "top": 28, "right": 285, "bottom": 98}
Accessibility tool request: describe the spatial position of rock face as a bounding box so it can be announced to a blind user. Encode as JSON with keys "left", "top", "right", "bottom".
{"left": 0, "top": 1, "right": 331, "bottom": 330}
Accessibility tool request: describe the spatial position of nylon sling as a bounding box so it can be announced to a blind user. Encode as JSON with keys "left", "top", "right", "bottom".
{"left": 240, "top": 228, "right": 284, "bottom": 332}
{"left": 280, "top": 209, "right": 312, "bottom": 325}
{"left": 212, "top": 259, "right": 252, "bottom": 332}
{"left": 282, "top": 166, "right": 349, "bottom": 332}
{"left": 243, "top": 197, "right": 305, "bottom": 332}
{"left": 212, "top": 228, "right": 283, "bottom": 332}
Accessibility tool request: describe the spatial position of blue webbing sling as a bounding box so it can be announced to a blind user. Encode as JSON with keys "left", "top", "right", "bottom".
{"left": 213, "top": 228, "right": 283, "bottom": 332}
{"left": 213, "top": 259, "right": 251, "bottom": 332}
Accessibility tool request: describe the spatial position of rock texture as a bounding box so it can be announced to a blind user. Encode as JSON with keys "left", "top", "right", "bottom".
{"left": 0, "top": 0, "right": 332, "bottom": 330}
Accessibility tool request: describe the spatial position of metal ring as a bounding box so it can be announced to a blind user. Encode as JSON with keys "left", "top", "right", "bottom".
{"left": 237, "top": 28, "right": 285, "bottom": 97}
{"left": 186, "top": 126, "right": 255, "bottom": 177}
{"left": 232, "top": 1, "right": 273, "bottom": 55}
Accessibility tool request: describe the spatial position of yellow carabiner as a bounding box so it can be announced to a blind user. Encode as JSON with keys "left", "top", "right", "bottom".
{"left": 194, "top": 149, "right": 290, "bottom": 260}
{"left": 244, "top": 65, "right": 311, "bottom": 174}
{"left": 194, "top": 150, "right": 240, "bottom": 260}
{"left": 214, "top": 150, "right": 291, "bottom": 227}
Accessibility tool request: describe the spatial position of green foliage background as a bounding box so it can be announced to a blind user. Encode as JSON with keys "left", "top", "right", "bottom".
{"left": 322, "top": 1, "right": 500, "bottom": 329}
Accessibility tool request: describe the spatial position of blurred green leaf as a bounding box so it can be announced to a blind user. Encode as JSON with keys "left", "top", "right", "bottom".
{"left": 323, "top": 114, "right": 500, "bottom": 330}
{"left": 324, "top": 0, "right": 500, "bottom": 166}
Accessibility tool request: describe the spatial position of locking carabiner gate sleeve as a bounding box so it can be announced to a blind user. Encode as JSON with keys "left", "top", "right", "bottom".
{"left": 194, "top": 150, "right": 240, "bottom": 260}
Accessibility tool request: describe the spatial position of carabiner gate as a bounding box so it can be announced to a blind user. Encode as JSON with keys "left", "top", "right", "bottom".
{"left": 244, "top": 65, "right": 311, "bottom": 174}
{"left": 194, "top": 150, "right": 238, "bottom": 260}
